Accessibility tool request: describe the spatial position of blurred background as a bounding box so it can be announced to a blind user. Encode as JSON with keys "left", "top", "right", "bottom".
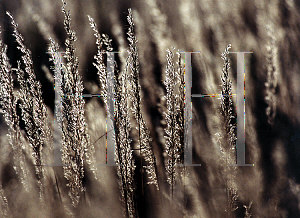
{"left": 0, "top": 0, "right": 300, "bottom": 217}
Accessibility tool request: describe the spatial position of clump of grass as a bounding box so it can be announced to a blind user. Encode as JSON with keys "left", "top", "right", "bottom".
{"left": 6, "top": 11, "right": 54, "bottom": 202}
{"left": 51, "top": 0, "right": 90, "bottom": 207}
{"left": 2, "top": 12, "right": 55, "bottom": 200}
{"left": 89, "top": 10, "right": 138, "bottom": 217}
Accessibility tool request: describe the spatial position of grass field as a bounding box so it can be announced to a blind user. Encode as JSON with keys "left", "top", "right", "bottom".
{"left": 0, "top": 0, "right": 300, "bottom": 217}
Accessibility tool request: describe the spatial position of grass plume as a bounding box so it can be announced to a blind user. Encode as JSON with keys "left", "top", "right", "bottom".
{"left": 163, "top": 48, "right": 185, "bottom": 197}
{"left": 59, "top": 0, "right": 89, "bottom": 207}
{"left": 6, "top": 11, "right": 54, "bottom": 202}
{"left": 219, "top": 44, "right": 239, "bottom": 217}
{"left": 126, "top": 8, "right": 159, "bottom": 190}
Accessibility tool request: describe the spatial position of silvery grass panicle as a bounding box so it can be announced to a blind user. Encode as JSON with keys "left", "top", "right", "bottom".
{"left": 88, "top": 16, "right": 113, "bottom": 179}
{"left": 59, "top": 0, "right": 90, "bottom": 207}
{"left": 115, "top": 67, "right": 137, "bottom": 218}
{"left": 6, "top": 11, "right": 53, "bottom": 202}
{"left": 164, "top": 49, "right": 177, "bottom": 193}
{"left": 48, "top": 37, "right": 62, "bottom": 138}
{"left": 126, "top": 8, "right": 159, "bottom": 190}
{"left": 2, "top": 13, "right": 34, "bottom": 194}
{"left": 174, "top": 50, "right": 185, "bottom": 167}
{"left": 89, "top": 12, "right": 137, "bottom": 217}
{"left": 220, "top": 44, "right": 236, "bottom": 150}
{"left": 220, "top": 44, "right": 239, "bottom": 216}
{"left": 163, "top": 48, "right": 184, "bottom": 196}
{"left": 88, "top": 15, "right": 113, "bottom": 108}
{"left": 0, "top": 31, "right": 14, "bottom": 217}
